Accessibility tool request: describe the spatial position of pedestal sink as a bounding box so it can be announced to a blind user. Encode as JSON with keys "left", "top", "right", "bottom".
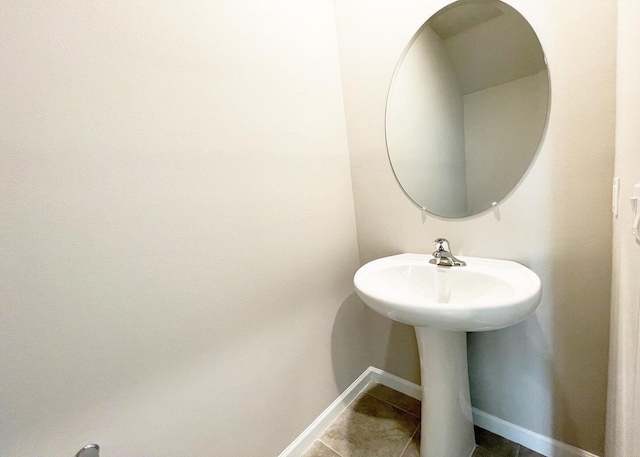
{"left": 354, "top": 253, "right": 542, "bottom": 457}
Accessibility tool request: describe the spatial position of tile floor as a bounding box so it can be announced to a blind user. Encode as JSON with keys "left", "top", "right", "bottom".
{"left": 301, "top": 382, "right": 544, "bottom": 457}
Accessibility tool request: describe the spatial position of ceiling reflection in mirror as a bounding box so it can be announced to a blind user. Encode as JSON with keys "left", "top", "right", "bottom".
{"left": 386, "top": 0, "right": 549, "bottom": 218}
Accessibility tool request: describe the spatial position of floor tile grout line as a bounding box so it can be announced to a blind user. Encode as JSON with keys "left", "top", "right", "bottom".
{"left": 317, "top": 438, "right": 343, "bottom": 457}
{"left": 397, "top": 423, "right": 421, "bottom": 457}
{"left": 365, "top": 382, "right": 421, "bottom": 418}
{"left": 364, "top": 391, "right": 421, "bottom": 419}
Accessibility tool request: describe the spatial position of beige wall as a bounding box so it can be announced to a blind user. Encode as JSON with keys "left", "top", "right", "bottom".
{"left": 334, "top": 0, "right": 616, "bottom": 454}
{"left": 0, "top": 1, "right": 364, "bottom": 456}
{"left": 606, "top": 0, "right": 640, "bottom": 455}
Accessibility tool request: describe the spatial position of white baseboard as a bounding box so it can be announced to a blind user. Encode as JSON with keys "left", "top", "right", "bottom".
{"left": 472, "top": 408, "right": 601, "bottom": 457}
{"left": 278, "top": 366, "right": 378, "bottom": 457}
{"left": 366, "top": 366, "right": 422, "bottom": 400}
{"left": 278, "top": 367, "right": 600, "bottom": 457}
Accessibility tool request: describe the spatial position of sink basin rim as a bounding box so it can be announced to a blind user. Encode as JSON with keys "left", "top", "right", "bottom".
{"left": 354, "top": 253, "right": 542, "bottom": 331}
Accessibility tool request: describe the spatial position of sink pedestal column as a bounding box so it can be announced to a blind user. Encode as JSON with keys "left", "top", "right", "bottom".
{"left": 415, "top": 327, "right": 476, "bottom": 457}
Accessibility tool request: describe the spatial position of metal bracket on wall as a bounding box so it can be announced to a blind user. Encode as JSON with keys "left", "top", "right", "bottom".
{"left": 76, "top": 444, "right": 100, "bottom": 457}
{"left": 632, "top": 183, "right": 640, "bottom": 241}
{"left": 613, "top": 177, "right": 620, "bottom": 216}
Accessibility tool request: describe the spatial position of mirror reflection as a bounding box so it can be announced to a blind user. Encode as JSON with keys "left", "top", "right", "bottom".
{"left": 386, "top": 0, "right": 549, "bottom": 218}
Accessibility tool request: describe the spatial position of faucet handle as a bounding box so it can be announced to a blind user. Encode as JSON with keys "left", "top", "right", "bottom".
{"left": 433, "top": 238, "right": 451, "bottom": 253}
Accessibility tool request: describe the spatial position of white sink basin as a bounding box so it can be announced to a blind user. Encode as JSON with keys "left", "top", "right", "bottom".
{"left": 354, "top": 253, "right": 542, "bottom": 332}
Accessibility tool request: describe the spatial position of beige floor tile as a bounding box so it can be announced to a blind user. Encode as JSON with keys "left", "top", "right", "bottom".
{"left": 474, "top": 426, "right": 519, "bottom": 457}
{"left": 517, "top": 446, "right": 545, "bottom": 457}
{"left": 320, "top": 393, "right": 420, "bottom": 457}
{"left": 473, "top": 446, "right": 498, "bottom": 456}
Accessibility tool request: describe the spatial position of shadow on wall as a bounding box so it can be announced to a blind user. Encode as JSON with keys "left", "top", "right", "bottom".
{"left": 469, "top": 314, "right": 566, "bottom": 437}
{"left": 331, "top": 293, "right": 421, "bottom": 392}
{"left": 546, "top": 254, "right": 596, "bottom": 450}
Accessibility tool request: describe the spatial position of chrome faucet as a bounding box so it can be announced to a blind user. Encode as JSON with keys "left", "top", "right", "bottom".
{"left": 430, "top": 238, "right": 466, "bottom": 267}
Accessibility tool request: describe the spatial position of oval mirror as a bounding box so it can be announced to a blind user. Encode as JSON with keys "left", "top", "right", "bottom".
{"left": 386, "top": 0, "right": 550, "bottom": 218}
